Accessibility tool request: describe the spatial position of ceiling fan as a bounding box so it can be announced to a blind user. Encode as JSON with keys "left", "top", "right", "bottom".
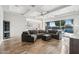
{"left": 39, "top": 5, "right": 71, "bottom": 16}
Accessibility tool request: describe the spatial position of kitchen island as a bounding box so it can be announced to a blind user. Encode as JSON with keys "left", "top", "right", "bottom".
{"left": 61, "top": 33, "right": 79, "bottom": 54}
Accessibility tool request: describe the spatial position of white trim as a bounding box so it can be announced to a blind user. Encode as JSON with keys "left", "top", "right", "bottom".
{"left": 3, "top": 37, "right": 16, "bottom": 42}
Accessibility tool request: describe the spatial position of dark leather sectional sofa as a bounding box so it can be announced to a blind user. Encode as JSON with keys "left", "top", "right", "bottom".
{"left": 21, "top": 29, "right": 61, "bottom": 42}
{"left": 48, "top": 29, "right": 61, "bottom": 40}
{"left": 22, "top": 31, "right": 34, "bottom": 42}
{"left": 22, "top": 30, "right": 45, "bottom": 42}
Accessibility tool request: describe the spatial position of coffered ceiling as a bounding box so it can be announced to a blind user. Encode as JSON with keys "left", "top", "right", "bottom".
{"left": 2, "top": 5, "right": 70, "bottom": 15}
{"left": 2, "top": 5, "right": 79, "bottom": 19}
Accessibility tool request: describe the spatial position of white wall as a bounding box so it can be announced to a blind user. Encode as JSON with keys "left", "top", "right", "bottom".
{"left": 0, "top": 6, "right": 3, "bottom": 43}
{"left": 26, "top": 18, "right": 43, "bottom": 30}
{"left": 73, "top": 16, "right": 79, "bottom": 34}
{"left": 4, "top": 12, "right": 26, "bottom": 39}
{"left": 4, "top": 12, "right": 43, "bottom": 39}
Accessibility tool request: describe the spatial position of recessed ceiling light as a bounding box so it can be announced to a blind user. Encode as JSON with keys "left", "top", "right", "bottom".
{"left": 15, "top": 5, "right": 19, "bottom": 7}
{"left": 31, "top": 5, "right": 35, "bottom": 7}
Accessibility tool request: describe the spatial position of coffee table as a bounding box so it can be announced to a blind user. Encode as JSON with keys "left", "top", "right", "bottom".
{"left": 42, "top": 34, "right": 51, "bottom": 41}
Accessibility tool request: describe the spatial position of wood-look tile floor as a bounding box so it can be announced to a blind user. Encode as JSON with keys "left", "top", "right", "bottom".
{"left": 0, "top": 38, "right": 62, "bottom": 54}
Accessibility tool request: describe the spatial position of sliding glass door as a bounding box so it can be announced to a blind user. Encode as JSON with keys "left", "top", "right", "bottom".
{"left": 46, "top": 19, "right": 73, "bottom": 33}
{"left": 64, "top": 19, "right": 73, "bottom": 33}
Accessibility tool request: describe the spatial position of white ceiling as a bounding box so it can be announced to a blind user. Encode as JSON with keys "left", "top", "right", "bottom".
{"left": 3, "top": 5, "right": 31, "bottom": 14}
{"left": 44, "top": 5, "right": 79, "bottom": 19}
{"left": 2, "top": 5, "right": 69, "bottom": 15}
{"left": 2, "top": 5, "right": 79, "bottom": 19}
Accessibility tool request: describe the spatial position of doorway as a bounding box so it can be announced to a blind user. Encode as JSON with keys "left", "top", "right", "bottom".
{"left": 3, "top": 21, "right": 10, "bottom": 39}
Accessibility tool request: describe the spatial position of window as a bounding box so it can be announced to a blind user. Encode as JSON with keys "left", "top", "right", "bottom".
{"left": 46, "top": 19, "right": 73, "bottom": 33}
{"left": 55, "top": 21, "right": 60, "bottom": 27}
{"left": 49, "top": 21, "right": 56, "bottom": 27}
{"left": 65, "top": 19, "right": 73, "bottom": 26}
{"left": 64, "top": 19, "right": 73, "bottom": 33}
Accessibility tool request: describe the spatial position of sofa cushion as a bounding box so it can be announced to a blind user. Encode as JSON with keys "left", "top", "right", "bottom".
{"left": 29, "top": 30, "right": 37, "bottom": 34}
{"left": 38, "top": 30, "right": 46, "bottom": 33}
{"left": 22, "top": 31, "right": 29, "bottom": 35}
{"left": 48, "top": 30, "right": 58, "bottom": 35}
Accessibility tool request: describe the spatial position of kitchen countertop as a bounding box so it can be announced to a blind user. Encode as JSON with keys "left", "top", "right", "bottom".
{"left": 63, "top": 33, "right": 79, "bottom": 39}
{"left": 61, "top": 33, "right": 79, "bottom": 54}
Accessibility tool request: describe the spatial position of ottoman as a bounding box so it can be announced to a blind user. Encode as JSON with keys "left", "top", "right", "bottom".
{"left": 42, "top": 34, "right": 51, "bottom": 41}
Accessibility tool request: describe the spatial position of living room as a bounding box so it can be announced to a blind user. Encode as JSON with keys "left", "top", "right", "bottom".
{"left": 0, "top": 5, "right": 79, "bottom": 54}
